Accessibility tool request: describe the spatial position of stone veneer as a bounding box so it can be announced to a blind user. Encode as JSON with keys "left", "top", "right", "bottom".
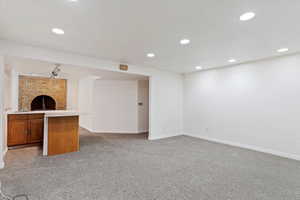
{"left": 19, "top": 76, "right": 67, "bottom": 111}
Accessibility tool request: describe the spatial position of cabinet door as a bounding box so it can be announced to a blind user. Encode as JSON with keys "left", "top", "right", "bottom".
{"left": 28, "top": 118, "right": 44, "bottom": 143}
{"left": 8, "top": 119, "right": 28, "bottom": 146}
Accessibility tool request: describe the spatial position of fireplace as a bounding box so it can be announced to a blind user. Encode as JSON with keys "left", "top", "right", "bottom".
{"left": 19, "top": 76, "right": 67, "bottom": 111}
{"left": 31, "top": 95, "right": 56, "bottom": 111}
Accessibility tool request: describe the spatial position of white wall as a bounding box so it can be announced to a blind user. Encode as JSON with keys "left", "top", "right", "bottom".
{"left": 78, "top": 77, "right": 95, "bottom": 131}
{"left": 78, "top": 79, "right": 149, "bottom": 134}
{"left": 150, "top": 72, "right": 183, "bottom": 139}
{"left": 10, "top": 69, "right": 19, "bottom": 111}
{"left": 0, "top": 40, "right": 183, "bottom": 142}
{"left": 3, "top": 66, "right": 12, "bottom": 155}
{"left": 93, "top": 80, "right": 139, "bottom": 133}
{"left": 184, "top": 54, "right": 300, "bottom": 160}
{"left": 66, "top": 78, "right": 79, "bottom": 110}
{"left": 4, "top": 68, "right": 12, "bottom": 112}
{"left": 0, "top": 56, "right": 5, "bottom": 168}
{"left": 138, "top": 80, "right": 149, "bottom": 133}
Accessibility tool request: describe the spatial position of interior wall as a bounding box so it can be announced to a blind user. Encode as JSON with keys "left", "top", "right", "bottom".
{"left": 78, "top": 72, "right": 182, "bottom": 139}
{"left": 78, "top": 79, "right": 149, "bottom": 134}
{"left": 3, "top": 66, "right": 12, "bottom": 155}
{"left": 150, "top": 71, "right": 183, "bottom": 139}
{"left": 0, "top": 56, "right": 5, "bottom": 168}
{"left": 10, "top": 69, "right": 18, "bottom": 111}
{"left": 0, "top": 40, "right": 183, "bottom": 142}
{"left": 183, "top": 54, "right": 300, "bottom": 160}
{"left": 78, "top": 78, "right": 95, "bottom": 131}
{"left": 93, "top": 80, "right": 139, "bottom": 133}
{"left": 67, "top": 78, "right": 79, "bottom": 110}
{"left": 4, "top": 68, "right": 12, "bottom": 112}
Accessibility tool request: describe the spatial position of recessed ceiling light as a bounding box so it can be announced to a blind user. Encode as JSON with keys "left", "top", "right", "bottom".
{"left": 88, "top": 75, "right": 102, "bottom": 80}
{"left": 69, "top": 0, "right": 78, "bottom": 2}
{"left": 180, "top": 39, "right": 190, "bottom": 45}
{"left": 277, "top": 48, "right": 289, "bottom": 53}
{"left": 52, "top": 28, "right": 64, "bottom": 35}
{"left": 240, "top": 12, "right": 256, "bottom": 21}
{"left": 228, "top": 59, "right": 237, "bottom": 63}
{"left": 147, "top": 53, "right": 155, "bottom": 58}
{"left": 195, "top": 66, "right": 203, "bottom": 70}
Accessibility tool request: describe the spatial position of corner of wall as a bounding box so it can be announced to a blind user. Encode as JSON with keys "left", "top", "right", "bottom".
{"left": 3, "top": 147, "right": 7, "bottom": 157}
{"left": 0, "top": 55, "right": 5, "bottom": 169}
{"left": 0, "top": 160, "right": 4, "bottom": 169}
{"left": 0, "top": 147, "right": 8, "bottom": 169}
{"left": 79, "top": 123, "right": 95, "bottom": 133}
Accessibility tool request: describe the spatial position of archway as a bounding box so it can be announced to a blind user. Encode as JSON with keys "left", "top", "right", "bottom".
{"left": 31, "top": 95, "right": 56, "bottom": 111}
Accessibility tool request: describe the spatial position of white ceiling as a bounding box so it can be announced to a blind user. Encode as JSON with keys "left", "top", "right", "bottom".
{"left": 1, "top": 0, "right": 299, "bottom": 73}
{"left": 5, "top": 57, "right": 148, "bottom": 80}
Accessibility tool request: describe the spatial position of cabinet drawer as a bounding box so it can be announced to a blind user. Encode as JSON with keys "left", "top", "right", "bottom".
{"left": 8, "top": 114, "right": 28, "bottom": 120}
{"left": 28, "top": 114, "right": 45, "bottom": 119}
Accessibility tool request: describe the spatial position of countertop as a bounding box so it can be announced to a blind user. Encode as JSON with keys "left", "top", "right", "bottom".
{"left": 7, "top": 110, "right": 80, "bottom": 117}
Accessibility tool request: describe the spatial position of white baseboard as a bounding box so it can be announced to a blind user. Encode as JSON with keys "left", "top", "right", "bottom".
{"left": 80, "top": 125, "right": 148, "bottom": 134}
{"left": 92, "top": 130, "right": 148, "bottom": 134}
{"left": 80, "top": 125, "right": 95, "bottom": 133}
{"left": 149, "top": 132, "right": 182, "bottom": 140}
{"left": 185, "top": 133, "right": 300, "bottom": 161}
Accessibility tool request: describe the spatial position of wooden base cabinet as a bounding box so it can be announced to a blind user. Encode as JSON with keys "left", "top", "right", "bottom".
{"left": 47, "top": 116, "right": 79, "bottom": 156}
{"left": 8, "top": 114, "right": 44, "bottom": 147}
{"left": 7, "top": 115, "right": 28, "bottom": 146}
{"left": 28, "top": 114, "right": 44, "bottom": 144}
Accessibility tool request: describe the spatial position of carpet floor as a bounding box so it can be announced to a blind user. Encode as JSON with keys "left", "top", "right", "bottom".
{"left": 0, "top": 129, "right": 299, "bottom": 200}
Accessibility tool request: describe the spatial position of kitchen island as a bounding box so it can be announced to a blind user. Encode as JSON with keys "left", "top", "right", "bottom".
{"left": 7, "top": 110, "right": 80, "bottom": 156}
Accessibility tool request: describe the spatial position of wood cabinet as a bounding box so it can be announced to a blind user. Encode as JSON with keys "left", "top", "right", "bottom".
{"left": 7, "top": 115, "right": 28, "bottom": 146}
{"left": 28, "top": 114, "right": 44, "bottom": 144}
{"left": 48, "top": 116, "right": 79, "bottom": 156}
{"left": 8, "top": 114, "right": 44, "bottom": 147}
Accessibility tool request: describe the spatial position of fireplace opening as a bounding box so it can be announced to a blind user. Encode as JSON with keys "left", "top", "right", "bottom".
{"left": 31, "top": 95, "right": 56, "bottom": 111}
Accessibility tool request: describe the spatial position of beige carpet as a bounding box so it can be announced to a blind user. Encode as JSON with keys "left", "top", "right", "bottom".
{"left": 0, "top": 128, "right": 299, "bottom": 200}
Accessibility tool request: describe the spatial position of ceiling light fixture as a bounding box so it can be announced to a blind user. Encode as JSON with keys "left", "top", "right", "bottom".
{"left": 195, "top": 66, "right": 203, "bottom": 70}
{"left": 228, "top": 59, "right": 237, "bottom": 63}
{"left": 88, "top": 76, "right": 102, "bottom": 80}
{"left": 180, "top": 39, "right": 190, "bottom": 45}
{"left": 277, "top": 48, "right": 289, "bottom": 53}
{"left": 69, "top": 0, "right": 78, "bottom": 1}
{"left": 52, "top": 28, "right": 65, "bottom": 35}
{"left": 147, "top": 53, "right": 155, "bottom": 58}
{"left": 240, "top": 12, "right": 256, "bottom": 21}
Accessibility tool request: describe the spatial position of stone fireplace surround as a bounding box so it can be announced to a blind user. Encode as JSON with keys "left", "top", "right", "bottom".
{"left": 18, "top": 75, "right": 67, "bottom": 111}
